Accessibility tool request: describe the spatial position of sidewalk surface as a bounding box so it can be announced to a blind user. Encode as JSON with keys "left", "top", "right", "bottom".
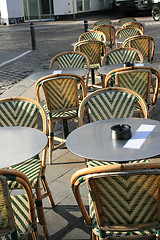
{"left": 1, "top": 12, "right": 160, "bottom": 239}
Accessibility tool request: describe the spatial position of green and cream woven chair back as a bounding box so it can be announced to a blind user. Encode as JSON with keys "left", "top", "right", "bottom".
{"left": 79, "top": 31, "right": 106, "bottom": 43}
{"left": 93, "top": 25, "right": 115, "bottom": 49}
{"left": 0, "top": 176, "right": 17, "bottom": 239}
{"left": 74, "top": 40, "right": 106, "bottom": 69}
{"left": 79, "top": 87, "right": 148, "bottom": 125}
{"left": 115, "top": 70, "right": 151, "bottom": 104}
{"left": 102, "top": 47, "right": 143, "bottom": 66}
{"left": 71, "top": 163, "right": 160, "bottom": 240}
{"left": 122, "top": 35, "right": 155, "bottom": 63}
{"left": 116, "top": 27, "right": 143, "bottom": 48}
{"left": 0, "top": 98, "right": 44, "bottom": 129}
{"left": 0, "top": 169, "right": 39, "bottom": 240}
{"left": 118, "top": 17, "right": 137, "bottom": 26}
{"left": 88, "top": 168, "right": 160, "bottom": 239}
{"left": 50, "top": 51, "right": 89, "bottom": 69}
{"left": 122, "top": 21, "right": 144, "bottom": 34}
{"left": 40, "top": 75, "right": 80, "bottom": 119}
{"left": 50, "top": 51, "right": 90, "bottom": 91}
{"left": 93, "top": 19, "right": 112, "bottom": 27}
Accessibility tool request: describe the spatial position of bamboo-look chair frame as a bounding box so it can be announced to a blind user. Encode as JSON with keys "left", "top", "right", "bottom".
{"left": 35, "top": 73, "right": 86, "bottom": 165}
{"left": 71, "top": 162, "right": 160, "bottom": 240}
{"left": 49, "top": 51, "right": 90, "bottom": 91}
{"left": 0, "top": 168, "right": 40, "bottom": 240}
{"left": 117, "top": 17, "right": 137, "bottom": 26}
{"left": 0, "top": 96, "right": 53, "bottom": 240}
{"left": 121, "top": 21, "right": 145, "bottom": 34}
{"left": 78, "top": 30, "right": 107, "bottom": 44}
{"left": 93, "top": 19, "right": 112, "bottom": 27}
{"left": 115, "top": 27, "right": 143, "bottom": 48}
{"left": 102, "top": 47, "right": 143, "bottom": 66}
{"left": 78, "top": 87, "right": 148, "bottom": 126}
{"left": 74, "top": 40, "right": 106, "bottom": 87}
{"left": 122, "top": 35, "right": 155, "bottom": 63}
{"left": 105, "top": 66, "right": 160, "bottom": 118}
{"left": 93, "top": 24, "right": 115, "bottom": 49}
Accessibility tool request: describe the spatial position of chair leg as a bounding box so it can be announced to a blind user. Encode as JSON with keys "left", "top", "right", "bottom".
{"left": 40, "top": 170, "right": 55, "bottom": 207}
{"left": 35, "top": 186, "right": 50, "bottom": 240}
{"left": 62, "top": 119, "right": 69, "bottom": 138}
{"left": 48, "top": 119, "right": 53, "bottom": 165}
{"left": 91, "top": 69, "right": 95, "bottom": 84}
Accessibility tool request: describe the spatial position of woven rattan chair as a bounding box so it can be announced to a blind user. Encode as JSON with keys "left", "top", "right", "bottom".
{"left": 93, "top": 19, "right": 112, "bottom": 27}
{"left": 93, "top": 24, "right": 115, "bottom": 49}
{"left": 102, "top": 47, "right": 143, "bottom": 65}
{"left": 74, "top": 40, "right": 106, "bottom": 86}
{"left": 118, "top": 17, "right": 137, "bottom": 26}
{"left": 35, "top": 73, "right": 86, "bottom": 165}
{"left": 105, "top": 66, "right": 160, "bottom": 118}
{"left": 0, "top": 169, "right": 39, "bottom": 239}
{"left": 78, "top": 87, "right": 148, "bottom": 167}
{"left": 115, "top": 27, "right": 143, "bottom": 48}
{"left": 50, "top": 51, "right": 90, "bottom": 91}
{"left": 0, "top": 97, "right": 53, "bottom": 239}
{"left": 122, "top": 21, "right": 145, "bottom": 34}
{"left": 71, "top": 162, "right": 160, "bottom": 240}
{"left": 78, "top": 30, "right": 106, "bottom": 44}
{"left": 101, "top": 47, "right": 143, "bottom": 87}
{"left": 122, "top": 35, "right": 155, "bottom": 63}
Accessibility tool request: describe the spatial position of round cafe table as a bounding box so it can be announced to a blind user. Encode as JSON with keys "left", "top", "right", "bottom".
{"left": 29, "top": 68, "right": 89, "bottom": 81}
{"left": 0, "top": 126, "right": 48, "bottom": 169}
{"left": 97, "top": 62, "right": 159, "bottom": 76}
{"left": 66, "top": 118, "right": 160, "bottom": 163}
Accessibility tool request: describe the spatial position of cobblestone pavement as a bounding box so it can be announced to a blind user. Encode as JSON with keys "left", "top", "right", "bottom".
{"left": 0, "top": 11, "right": 160, "bottom": 95}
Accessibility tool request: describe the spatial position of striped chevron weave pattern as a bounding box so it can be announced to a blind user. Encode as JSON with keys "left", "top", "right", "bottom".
{"left": 116, "top": 71, "right": 150, "bottom": 101}
{"left": 57, "top": 53, "right": 86, "bottom": 68}
{"left": 42, "top": 77, "right": 79, "bottom": 114}
{"left": 77, "top": 42, "right": 102, "bottom": 65}
{"left": 85, "top": 91, "right": 136, "bottom": 122}
{"left": 123, "top": 37, "right": 152, "bottom": 62}
{"left": 80, "top": 31, "right": 105, "bottom": 42}
{"left": 0, "top": 100, "right": 38, "bottom": 128}
{"left": 117, "top": 28, "right": 142, "bottom": 39}
{"left": 116, "top": 71, "right": 150, "bottom": 103}
{"left": 88, "top": 174, "right": 160, "bottom": 238}
{"left": 93, "top": 25, "right": 113, "bottom": 44}
{"left": 10, "top": 195, "right": 30, "bottom": 238}
{"left": 94, "top": 20, "right": 112, "bottom": 26}
{"left": 106, "top": 49, "right": 139, "bottom": 65}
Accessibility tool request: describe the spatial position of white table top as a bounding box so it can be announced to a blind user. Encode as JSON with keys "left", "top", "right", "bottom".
{"left": 0, "top": 126, "right": 48, "bottom": 168}
{"left": 29, "top": 68, "right": 89, "bottom": 81}
{"left": 66, "top": 118, "right": 160, "bottom": 163}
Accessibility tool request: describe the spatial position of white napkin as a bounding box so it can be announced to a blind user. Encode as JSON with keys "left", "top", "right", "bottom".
{"left": 53, "top": 70, "right": 62, "bottom": 74}
{"left": 123, "top": 124, "right": 156, "bottom": 149}
{"left": 134, "top": 63, "right": 144, "bottom": 66}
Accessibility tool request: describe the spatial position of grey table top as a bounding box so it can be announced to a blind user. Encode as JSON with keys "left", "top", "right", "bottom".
{"left": 98, "top": 62, "right": 159, "bottom": 76}
{"left": 66, "top": 118, "right": 160, "bottom": 162}
{"left": 29, "top": 68, "right": 89, "bottom": 81}
{"left": 0, "top": 126, "right": 48, "bottom": 168}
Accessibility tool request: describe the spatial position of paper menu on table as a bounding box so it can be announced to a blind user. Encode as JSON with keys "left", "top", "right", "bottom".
{"left": 123, "top": 124, "right": 156, "bottom": 149}
{"left": 53, "top": 70, "right": 62, "bottom": 74}
{"left": 134, "top": 63, "right": 144, "bottom": 67}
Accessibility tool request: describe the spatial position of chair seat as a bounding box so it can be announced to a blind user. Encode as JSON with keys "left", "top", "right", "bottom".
{"left": 8, "top": 157, "right": 41, "bottom": 188}
{"left": 43, "top": 105, "right": 78, "bottom": 119}
{"left": 3, "top": 195, "right": 30, "bottom": 239}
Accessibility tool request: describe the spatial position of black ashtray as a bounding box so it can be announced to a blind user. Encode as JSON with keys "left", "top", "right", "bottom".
{"left": 111, "top": 124, "right": 132, "bottom": 140}
{"left": 124, "top": 62, "right": 134, "bottom": 67}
